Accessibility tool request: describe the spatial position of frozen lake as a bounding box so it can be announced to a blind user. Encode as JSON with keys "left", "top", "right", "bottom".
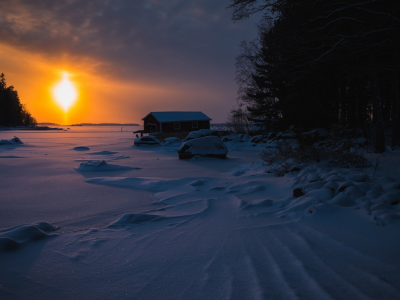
{"left": 0, "top": 127, "right": 400, "bottom": 299}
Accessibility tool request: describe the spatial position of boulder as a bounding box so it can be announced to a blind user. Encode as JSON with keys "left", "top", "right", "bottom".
{"left": 178, "top": 136, "right": 228, "bottom": 159}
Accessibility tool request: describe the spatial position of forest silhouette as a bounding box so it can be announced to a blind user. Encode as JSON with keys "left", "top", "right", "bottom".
{"left": 230, "top": 0, "right": 400, "bottom": 153}
{"left": 0, "top": 73, "right": 37, "bottom": 127}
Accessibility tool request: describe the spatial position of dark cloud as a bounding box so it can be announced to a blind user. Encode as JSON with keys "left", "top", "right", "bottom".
{"left": 0, "top": 0, "right": 259, "bottom": 120}
{"left": 1, "top": 0, "right": 257, "bottom": 76}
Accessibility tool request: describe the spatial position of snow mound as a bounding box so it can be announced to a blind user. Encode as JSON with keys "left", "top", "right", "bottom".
{"left": 73, "top": 146, "right": 90, "bottom": 151}
{"left": 87, "top": 177, "right": 207, "bottom": 193}
{"left": 231, "top": 169, "right": 246, "bottom": 177}
{"left": 108, "top": 199, "right": 214, "bottom": 228}
{"left": 182, "top": 129, "right": 218, "bottom": 142}
{"left": 75, "top": 155, "right": 130, "bottom": 162}
{"left": 163, "top": 137, "right": 181, "bottom": 145}
{"left": 109, "top": 213, "right": 166, "bottom": 227}
{"left": 178, "top": 136, "right": 228, "bottom": 159}
{"left": 303, "top": 128, "right": 329, "bottom": 138}
{"left": 0, "top": 136, "right": 23, "bottom": 145}
{"left": 228, "top": 161, "right": 268, "bottom": 178}
{"left": 89, "top": 151, "right": 118, "bottom": 155}
{"left": 290, "top": 167, "right": 400, "bottom": 225}
{"left": 222, "top": 134, "right": 252, "bottom": 144}
{"left": 249, "top": 135, "right": 264, "bottom": 143}
{"left": 75, "top": 160, "right": 137, "bottom": 172}
{"left": 110, "top": 155, "right": 130, "bottom": 160}
{"left": 0, "top": 222, "right": 58, "bottom": 251}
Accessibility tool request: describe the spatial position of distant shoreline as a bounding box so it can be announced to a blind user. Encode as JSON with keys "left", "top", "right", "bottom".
{"left": 38, "top": 123, "right": 140, "bottom": 126}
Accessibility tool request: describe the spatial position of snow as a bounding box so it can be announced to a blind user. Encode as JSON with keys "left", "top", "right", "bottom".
{"left": 182, "top": 128, "right": 218, "bottom": 141}
{"left": 0, "top": 222, "right": 58, "bottom": 251}
{"left": 73, "top": 146, "right": 90, "bottom": 151}
{"left": 303, "top": 128, "right": 330, "bottom": 138}
{"left": 179, "top": 136, "right": 228, "bottom": 156}
{"left": 0, "top": 136, "right": 23, "bottom": 145}
{"left": 134, "top": 135, "right": 161, "bottom": 145}
{"left": 163, "top": 137, "right": 181, "bottom": 145}
{"left": 0, "top": 127, "right": 400, "bottom": 299}
{"left": 74, "top": 160, "right": 137, "bottom": 172}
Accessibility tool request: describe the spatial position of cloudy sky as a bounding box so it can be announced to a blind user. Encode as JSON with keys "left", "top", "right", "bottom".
{"left": 0, "top": 0, "right": 259, "bottom": 124}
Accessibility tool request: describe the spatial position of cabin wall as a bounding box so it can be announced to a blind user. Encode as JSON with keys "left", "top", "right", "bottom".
{"left": 143, "top": 113, "right": 211, "bottom": 133}
{"left": 143, "top": 115, "right": 161, "bottom": 132}
{"left": 161, "top": 120, "right": 210, "bottom": 133}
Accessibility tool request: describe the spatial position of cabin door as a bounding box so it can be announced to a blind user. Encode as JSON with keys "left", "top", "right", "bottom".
{"left": 147, "top": 124, "right": 157, "bottom": 133}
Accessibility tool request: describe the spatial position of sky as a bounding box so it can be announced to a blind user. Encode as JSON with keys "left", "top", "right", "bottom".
{"left": 0, "top": 0, "right": 260, "bottom": 124}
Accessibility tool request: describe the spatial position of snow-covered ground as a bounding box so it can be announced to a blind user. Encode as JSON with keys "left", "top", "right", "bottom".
{"left": 0, "top": 127, "right": 400, "bottom": 300}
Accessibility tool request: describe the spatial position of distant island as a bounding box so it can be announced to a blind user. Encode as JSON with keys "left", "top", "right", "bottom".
{"left": 71, "top": 123, "right": 140, "bottom": 126}
{"left": 38, "top": 123, "right": 60, "bottom": 126}
{"left": 38, "top": 123, "right": 140, "bottom": 126}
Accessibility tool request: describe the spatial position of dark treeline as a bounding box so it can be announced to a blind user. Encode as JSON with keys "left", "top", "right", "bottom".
{"left": 0, "top": 73, "right": 37, "bottom": 127}
{"left": 230, "top": 0, "right": 400, "bottom": 152}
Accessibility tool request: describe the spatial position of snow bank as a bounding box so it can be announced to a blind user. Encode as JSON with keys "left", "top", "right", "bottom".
{"left": 87, "top": 177, "right": 202, "bottom": 192}
{"left": 108, "top": 199, "right": 213, "bottom": 227}
{"left": 0, "top": 222, "right": 58, "bottom": 251}
{"left": 75, "top": 160, "right": 137, "bottom": 172}
{"left": 182, "top": 129, "right": 218, "bottom": 142}
{"left": 88, "top": 151, "right": 118, "bottom": 155}
{"left": 221, "top": 134, "right": 251, "bottom": 143}
{"left": 0, "top": 136, "right": 23, "bottom": 145}
{"left": 178, "top": 136, "right": 228, "bottom": 158}
{"left": 288, "top": 165, "right": 400, "bottom": 225}
{"left": 163, "top": 137, "right": 181, "bottom": 145}
{"left": 73, "top": 146, "right": 90, "bottom": 151}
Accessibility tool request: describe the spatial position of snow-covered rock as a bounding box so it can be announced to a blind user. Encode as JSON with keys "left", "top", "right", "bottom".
{"left": 182, "top": 129, "right": 218, "bottom": 142}
{"left": 75, "top": 160, "right": 136, "bottom": 172}
{"left": 249, "top": 135, "right": 263, "bottom": 143}
{"left": 178, "top": 136, "right": 228, "bottom": 159}
{"left": 163, "top": 137, "right": 181, "bottom": 145}
{"left": 0, "top": 136, "right": 23, "bottom": 145}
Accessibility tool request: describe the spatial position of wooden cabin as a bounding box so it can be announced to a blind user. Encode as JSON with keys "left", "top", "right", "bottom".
{"left": 142, "top": 111, "right": 211, "bottom": 133}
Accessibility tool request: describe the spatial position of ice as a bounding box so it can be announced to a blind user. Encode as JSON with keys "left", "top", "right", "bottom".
{"left": 1, "top": 126, "right": 400, "bottom": 299}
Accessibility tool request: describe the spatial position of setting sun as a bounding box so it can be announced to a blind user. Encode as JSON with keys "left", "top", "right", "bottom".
{"left": 52, "top": 72, "right": 77, "bottom": 112}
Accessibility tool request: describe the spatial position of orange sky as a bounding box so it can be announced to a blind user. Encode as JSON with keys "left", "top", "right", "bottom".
{"left": 1, "top": 44, "right": 230, "bottom": 125}
{"left": 0, "top": 1, "right": 259, "bottom": 125}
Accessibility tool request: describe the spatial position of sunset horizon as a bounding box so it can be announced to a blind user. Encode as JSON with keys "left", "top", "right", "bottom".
{"left": 0, "top": 1, "right": 259, "bottom": 124}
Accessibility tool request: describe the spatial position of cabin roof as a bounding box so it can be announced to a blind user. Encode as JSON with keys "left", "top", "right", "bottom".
{"left": 142, "top": 111, "right": 211, "bottom": 123}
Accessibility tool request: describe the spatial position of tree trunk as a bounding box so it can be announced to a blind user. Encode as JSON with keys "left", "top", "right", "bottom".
{"left": 370, "top": 54, "right": 385, "bottom": 153}
{"left": 391, "top": 23, "right": 400, "bottom": 149}
{"left": 392, "top": 75, "right": 400, "bottom": 149}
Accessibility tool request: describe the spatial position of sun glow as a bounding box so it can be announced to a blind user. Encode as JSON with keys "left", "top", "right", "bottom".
{"left": 52, "top": 72, "right": 77, "bottom": 112}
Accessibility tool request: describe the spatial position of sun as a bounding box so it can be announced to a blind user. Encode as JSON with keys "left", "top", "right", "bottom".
{"left": 52, "top": 72, "right": 77, "bottom": 112}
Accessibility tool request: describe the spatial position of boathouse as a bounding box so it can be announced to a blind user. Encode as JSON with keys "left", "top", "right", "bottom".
{"left": 142, "top": 111, "right": 211, "bottom": 133}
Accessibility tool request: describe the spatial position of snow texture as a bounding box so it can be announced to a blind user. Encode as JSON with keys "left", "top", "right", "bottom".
{"left": 179, "top": 136, "right": 228, "bottom": 156}
{"left": 0, "top": 127, "right": 400, "bottom": 299}
{"left": 0, "top": 136, "right": 23, "bottom": 145}
{"left": 73, "top": 146, "right": 90, "bottom": 151}
{"left": 182, "top": 129, "right": 218, "bottom": 142}
{"left": 163, "top": 137, "right": 181, "bottom": 145}
{"left": 75, "top": 160, "right": 137, "bottom": 172}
